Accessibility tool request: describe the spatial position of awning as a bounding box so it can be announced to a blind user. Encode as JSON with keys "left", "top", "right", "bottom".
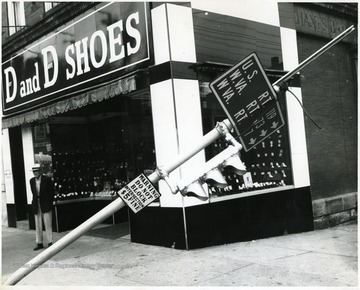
{"left": 2, "top": 75, "right": 136, "bottom": 129}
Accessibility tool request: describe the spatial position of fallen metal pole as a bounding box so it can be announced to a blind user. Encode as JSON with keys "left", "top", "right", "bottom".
{"left": 4, "top": 25, "right": 356, "bottom": 286}
{"left": 3, "top": 198, "right": 126, "bottom": 285}
{"left": 273, "top": 25, "right": 355, "bottom": 88}
{"left": 3, "top": 119, "right": 233, "bottom": 286}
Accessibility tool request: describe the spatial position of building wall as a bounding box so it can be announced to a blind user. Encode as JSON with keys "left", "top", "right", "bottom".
{"left": 279, "top": 3, "right": 358, "bottom": 228}
{"left": 150, "top": 3, "right": 207, "bottom": 208}
{"left": 298, "top": 34, "right": 357, "bottom": 228}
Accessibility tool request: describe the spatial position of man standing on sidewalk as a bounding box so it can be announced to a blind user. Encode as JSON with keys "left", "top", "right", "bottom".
{"left": 30, "top": 163, "right": 55, "bottom": 251}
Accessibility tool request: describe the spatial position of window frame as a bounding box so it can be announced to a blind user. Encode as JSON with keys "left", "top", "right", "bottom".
{"left": 7, "top": 1, "right": 25, "bottom": 35}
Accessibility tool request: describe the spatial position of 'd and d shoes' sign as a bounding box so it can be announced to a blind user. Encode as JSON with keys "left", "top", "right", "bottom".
{"left": 117, "top": 174, "right": 161, "bottom": 213}
{"left": 2, "top": 2, "right": 150, "bottom": 116}
{"left": 209, "top": 53, "right": 285, "bottom": 151}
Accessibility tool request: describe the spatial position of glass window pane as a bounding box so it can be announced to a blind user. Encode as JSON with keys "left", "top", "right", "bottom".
{"left": 32, "top": 123, "right": 53, "bottom": 177}
{"left": 193, "top": 10, "right": 293, "bottom": 198}
{"left": 24, "top": 2, "right": 45, "bottom": 27}
{"left": 2, "top": 2, "right": 10, "bottom": 41}
{"left": 49, "top": 94, "right": 156, "bottom": 201}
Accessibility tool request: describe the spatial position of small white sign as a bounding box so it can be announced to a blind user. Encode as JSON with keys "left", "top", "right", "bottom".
{"left": 117, "top": 174, "right": 161, "bottom": 213}
{"left": 243, "top": 172, "right": 253, "bottom": 187}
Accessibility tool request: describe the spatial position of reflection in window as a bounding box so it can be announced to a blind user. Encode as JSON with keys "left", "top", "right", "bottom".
{"left": 24, "top": 2, "right": 45, "bottom": 27}
{"left": 49, "top": 94, "right": 156, "bottom": 201}
{"left": 193, "top": 10, "right": 293, "bottom": 198}
{"left": 193, "top": 9, "right": 283, "bottom": 69}
{"left": 32, "top": 123, "right": 53, "bottom": 177}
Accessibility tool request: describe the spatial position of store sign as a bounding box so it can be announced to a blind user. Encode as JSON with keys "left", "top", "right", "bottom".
{"left": 210, "top": 53, "right": 284, "bottom": 151}
{"left": 2, "top": 2, "right": 150, "bottom": 115}
{"left": 117, "top": 174, "right": 161, "bottom": 213}
{"left": 293, "top": 5, "right": 355, "bottom": 42}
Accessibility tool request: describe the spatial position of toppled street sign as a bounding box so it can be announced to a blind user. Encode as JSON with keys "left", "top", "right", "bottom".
{"left": 210, "top": 53, "right": 284, "bottom": 151}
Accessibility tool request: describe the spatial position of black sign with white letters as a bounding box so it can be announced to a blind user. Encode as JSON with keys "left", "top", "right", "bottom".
{"left": 209, "top": 53, "right": 284, "bottom": 151}
{"left": 2, "top": 2, "right": 149, "bottom": 115}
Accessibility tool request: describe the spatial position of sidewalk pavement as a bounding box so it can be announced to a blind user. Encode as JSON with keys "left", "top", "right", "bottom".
{"left": 1, "top": 220, "right": 357, "bottom": 287}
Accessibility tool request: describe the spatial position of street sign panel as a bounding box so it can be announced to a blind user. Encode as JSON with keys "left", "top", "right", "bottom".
{"left": 209, "top": 53, "right": 284, "bottom": 151}
{"left": 117, "top": 174, "right": 161, "bottom": 213}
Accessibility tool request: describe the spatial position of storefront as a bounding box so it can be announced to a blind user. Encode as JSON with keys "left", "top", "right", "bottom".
{"left": 2, "top": 1, "right": 356, "bottom": 249}
{"left": 2, "top": 2, "right": 156, "bottom": 231}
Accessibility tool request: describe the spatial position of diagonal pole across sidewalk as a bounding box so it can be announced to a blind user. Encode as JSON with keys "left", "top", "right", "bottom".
{"left": 3, "top": 119, "right": 233, "bottom": 285}
{"left": 3, "top": 25, "right": 355, "bottom": 286}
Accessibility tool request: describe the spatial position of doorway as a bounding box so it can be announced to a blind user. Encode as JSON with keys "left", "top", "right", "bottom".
{"left": 8, "top": 126, "right": 28, "bottom": 226}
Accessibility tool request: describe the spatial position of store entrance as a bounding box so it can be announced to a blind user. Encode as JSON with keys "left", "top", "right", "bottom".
{"left": 8, "top": 127, "right": 28, "bottom": 226}
{"left": 48, "top": 93, "right": 156, "bottom": 232}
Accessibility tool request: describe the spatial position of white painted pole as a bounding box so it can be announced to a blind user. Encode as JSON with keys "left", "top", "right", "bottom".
{"left": 3, "top": 119, "right": 232, "bottom": 286}
{"left": 3, "top": 198, "right": 126, "bottom": 285}
{"left": 4, "top": 25, "right": 355, "bottom": 286}
{"left": 273, "top": 25, "right": 355, "bottom": 88}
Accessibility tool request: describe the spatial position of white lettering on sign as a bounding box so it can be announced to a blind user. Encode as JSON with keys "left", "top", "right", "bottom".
{"left": 254, "top": 117, "right": 265, "bottom": 129}
{"left": 217, "top": 78, "right": 229, "bottom": 90}
{"left": 126, "top": 12, "right": 142, "bottom": 55}
{"left": 246, "top": 100, "right": 260, "bottom": 114}
{"left": 209, "top": 53, "right": 284, "bottom": 151}
{"left": 234, "top": 108, "right": 248, "bottom": 123}
{"left": 74, "top": 37, "right": 91, "bottom": 76}
{"left": 233, "top": 90, "right": 274, "bottom": 127}
{"left": 90, "top": 31, "right": 108, "bottom": 68}
{"left": 242, "top": 58, "right": 254, "bottom": 71}
{"left": 66, "top": 12, "right": 141, "bottom": 81}
{"left": 3, "top": 8, "right": 144, "bottom": 108}
{"left": 4, "top": 67, "right": 17, "bottom": 103}
{"left": 42, "top": 45, "right": 59, "bottom": 89}
{"left": 266, "top": 108, "right": 277, "bottom": 119}
{"left": 217, "top": 69, "right": 260, "bottom": 105}
{"left": 222, "top": 87, "right": 235, "bottom": 104}
{"left": 117, "top": 174, "right": 161, "bottom": 213}
{"left": 258, "top": 91, "right": 272, "bottom": 106}
{"left": 20, "top": 62, "right": 41, "bottom": 98}
{"left": 234, "top": 77, "right": 247, "bottom": 95}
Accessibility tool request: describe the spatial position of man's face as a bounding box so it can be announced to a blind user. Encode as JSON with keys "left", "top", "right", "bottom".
{"left": 33, "top": 170, "right": 41, "bottom": 179}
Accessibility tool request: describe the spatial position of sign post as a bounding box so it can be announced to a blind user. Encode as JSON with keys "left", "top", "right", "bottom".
{"left": 210, "top": 53, "right": 284, "bottom": 151}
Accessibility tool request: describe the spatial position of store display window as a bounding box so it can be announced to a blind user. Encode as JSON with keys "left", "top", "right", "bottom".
{"left": 32, "top": 122, "right": 53, "bottom": 177}
{"left": 45, "top": 93, "right": 156, "bottom": 202}
{"left": 193, "top": 10, "right": 293, "bottom": 198}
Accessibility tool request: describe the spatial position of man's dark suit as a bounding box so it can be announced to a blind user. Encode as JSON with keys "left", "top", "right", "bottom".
{"left": 30, "top": 175, "right": 55, "bottom": 213}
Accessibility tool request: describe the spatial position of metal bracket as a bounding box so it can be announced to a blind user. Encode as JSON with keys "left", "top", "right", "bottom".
{"left": 215, "top": 121, "right": 242, "bottom": 151}
{"left": 155, "top": 166, "right": 179, "bottom": 194}
{"left": 215, "top": 120, "right": 231, "bottom": 137}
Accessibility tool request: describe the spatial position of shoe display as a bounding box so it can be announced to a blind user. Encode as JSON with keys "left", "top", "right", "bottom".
{"left": 33, "top": 243, "right": 44, "bottom": 251}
